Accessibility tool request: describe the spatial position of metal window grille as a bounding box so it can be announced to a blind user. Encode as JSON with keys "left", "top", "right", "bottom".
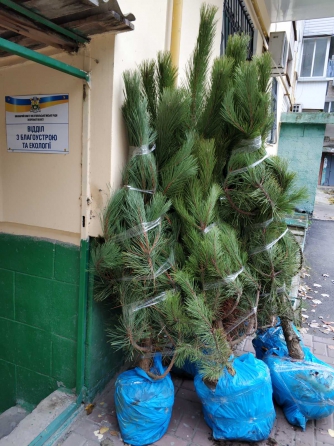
{"left": 268, "top": 78, "right": 277, "bottom": 144}
{"left": 221, "top": 0, "right": 254, "bottom": 60}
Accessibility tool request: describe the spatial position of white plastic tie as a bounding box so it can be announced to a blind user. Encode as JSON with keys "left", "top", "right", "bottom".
{"left": 124, "top": 185, "right": 155, "bottom": 195}
{"left": 250, "top": 228, "right": 289, "bottom": 255}
{"left": 129, "top": 144, "right": 156, "bottom": 158}
{"left": 232, "top": 136, "right": 262, "bottom": 155}
{"left": 260, "top": 285, "right": 286, "bottom": 298}
{"left": 203, "top": 267, "right": 244, "bottom": 290}
{"left": 228, "top": 154, "right": 269, "bottom": 176}
{"left": 253, "top": 217, "right": 274, "bottom": 228}
{"left": 203, "top": 223, "right": 217, "bottom": 234}
{"left": 113, "top": 217, "right": 161, "bottom": 243}
{"left": 225, "top": 306, "right": 257, "bottom": 334}
{"left": 132, "top": 290, "right": 174, "bottom": 312}
{"left": 118, "top": 253, "right": 173, "bottom": 281}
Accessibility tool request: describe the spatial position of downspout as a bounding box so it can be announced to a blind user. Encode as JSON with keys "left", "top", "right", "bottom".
{"left": 249, "top": 0, "right": 269, "bottom": 51}
{"left": 170, "top": 0, "right": 183, "bottom": 82}
{"left": 28, "top": 48, "right": 92, "bottom": 446}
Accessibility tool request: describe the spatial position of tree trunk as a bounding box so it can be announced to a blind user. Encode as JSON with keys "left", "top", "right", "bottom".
{"left": 280, "top": 317, "right": 304, "bottom": 360}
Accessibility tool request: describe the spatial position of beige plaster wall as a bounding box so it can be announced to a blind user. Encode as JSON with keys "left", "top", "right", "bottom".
{"left": 0, "top": 51, "right": 84, "bottom": 244}
{"left": 177, "top": 0, "right": 224, "bottom": 82}
{"left": 88, "top": 0, "right": 170, "bottom": 237}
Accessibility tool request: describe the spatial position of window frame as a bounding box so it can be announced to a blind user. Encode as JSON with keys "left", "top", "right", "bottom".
{"left": 221, "top": 0, "right": 255, "bottom": 60}
{"left": 299, "top": 37, "right": 331, "bottom": 80}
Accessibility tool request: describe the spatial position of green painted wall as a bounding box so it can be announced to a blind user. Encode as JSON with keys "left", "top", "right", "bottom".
{"left": 0, "top": 233, "right": 123, "bottom": 413}
{"left": 278, "top": 123, "right": 326, "bottom": 213}
{"left": 0, "top": 234, "right": 79, "bottom": 413}
{"left": 84, "top": 287, "right": 123, "bottom": 401}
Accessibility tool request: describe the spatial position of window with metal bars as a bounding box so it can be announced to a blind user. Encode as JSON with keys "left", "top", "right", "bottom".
{"left": 221, "top": 0, "right": 254, "bottom": 60}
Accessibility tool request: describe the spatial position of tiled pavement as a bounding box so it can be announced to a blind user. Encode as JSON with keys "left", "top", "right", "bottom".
{"left": 57, "top": 334, "right": 334, "bottom": 446}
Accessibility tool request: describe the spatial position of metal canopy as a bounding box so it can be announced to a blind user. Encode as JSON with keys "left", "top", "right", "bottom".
{"left": 0, "top": 0, "right": 135, "bottom": 81}
{"left": 264, "top": 0, "right": 334, "bottom": 23}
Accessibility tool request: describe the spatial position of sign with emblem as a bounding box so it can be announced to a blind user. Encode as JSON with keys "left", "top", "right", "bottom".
{"left": 5, "top": 94, "right": 69, "bottom": 154}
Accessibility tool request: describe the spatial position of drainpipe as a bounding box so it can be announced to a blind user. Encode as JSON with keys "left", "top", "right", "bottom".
{"left": 170, "top": 0, "right": 183, "bottom": 82}
{"left": 28, "top": 48, "right": 92, "bottom": 446}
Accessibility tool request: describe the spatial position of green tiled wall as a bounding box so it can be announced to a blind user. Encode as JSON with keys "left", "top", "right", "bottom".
{"left": 0, "top": 234, "right": 79, "bottom": 413}
{"left": 278, "top": 123, "right": 326, "bottom": 213}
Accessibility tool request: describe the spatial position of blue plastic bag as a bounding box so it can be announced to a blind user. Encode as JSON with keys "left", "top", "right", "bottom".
{"left": 194, "top": 353, "right": 276, "bottom": 442}
{"left": 253, "top": 323, "right": 303, "bottom": 359}
{"left": 115, "top": 354, "right": 174, "bottom": 446}
{"left": 253, "top": 326, "right": 334, "bottom": 430}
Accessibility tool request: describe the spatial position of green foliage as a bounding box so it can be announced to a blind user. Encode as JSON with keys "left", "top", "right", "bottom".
{"left": 122, "top": 70, "right": 156, "bottom": 147}
{"left": 185, "top": 4, "right": 218, "bottom": 126}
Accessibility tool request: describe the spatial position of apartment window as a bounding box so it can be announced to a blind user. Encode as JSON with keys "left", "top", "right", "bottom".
{"left": 300, "top": 37, "right": 329, "bottom": 78}
{"left": 221, "top": 0, "right": 254, "bottom": 60}
{"left": 324, "top": 101, "right": 334, "bottom": 112}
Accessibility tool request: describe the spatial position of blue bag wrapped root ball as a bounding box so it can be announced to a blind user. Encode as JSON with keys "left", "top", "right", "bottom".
{"left": 194, "top": 353, "right": 276, "bottom": 442}
{"left": 115, "top": 354, "right": 174, "bottom": 446}
{"left": 253, "top": 326, "right": 334, "bottom": 430}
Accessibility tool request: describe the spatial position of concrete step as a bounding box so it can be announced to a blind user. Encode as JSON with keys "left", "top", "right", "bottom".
{"left": 0, "top": 406, "right": 29, "bottom": 440}
{"left": 0, "top": 391, "right": 76, "bottom": 446}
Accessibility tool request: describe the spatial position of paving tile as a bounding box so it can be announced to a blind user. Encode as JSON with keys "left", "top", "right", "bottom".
{"left": 177, "top": 388, "right": 201, "bottom": 404}
{"left": 316, "top": 415, "right": 333, "bottom": 430}
{"left": 73, "top": 419, "right": 104, "bottom": 442}
{"left": 181, "top": 379, "right": 195, "bottom": 391}
{"left": 243, "top": 338, "right": 255, "bottom": 353}
{"left": 274, "top": 416, "right": 296, "bottom": 444}
{"left": 175, "top": 412, "right": 200, "bottom": 440}
{"left": 327, "top": 347, "right": 334, "bottom": 358}
{"left": 154, "top": 433, "right": 188, "bottom": 446}
{"left": 313, "top": 336, "right": 334, "bottom": 346}
{"left": 62, "top": 432, "right": 87, "bottom": 446}
{"left": 173, "top": 396, "right": 202, "bottom": 415}
{"left": 83, "top": 441, "right": 99, "bottom": 446}
{"left": 313, "top": 342, "right": 328, "bottom": 356}
{"left": 192, "top": 428, "right": 214, "bottom": 445}
{"left": 295, "top": 425, "right": 315, "bottom": 446}
{"left": 171, "top": 374, "right": 183, "bottom": 388}
{"left": 316, "top": 428, "right": 334, "bottom": 445}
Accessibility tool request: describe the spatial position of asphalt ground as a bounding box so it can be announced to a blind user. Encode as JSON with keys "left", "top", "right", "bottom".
{"left": 302, "top": 219, "right": 334, "bottom": 338}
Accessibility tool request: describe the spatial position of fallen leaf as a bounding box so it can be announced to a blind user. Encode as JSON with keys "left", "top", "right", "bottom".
{"left": 328, "top": 429, "right": 334, "bottom": 437}
{"left": 319, "top": 316, "right": 324, "bottom": 319}
{"left": 302, "top": 314, "right": 309, "bottom": 319}
{"left": 301, "top": 308, "right": 307, "bottom": 311}
{"left": 310, "top": 323, "right": 319, "bottom": 328}
{"left": 321, "top": 294, "right": 330, "bottom": 297}
{"left": 328, "top": 346, "right": 334, "bottom": 350}
{"left": 98, "top": 414, "right": 102, "bottom": 418}
{"left": 312, "top": 299, "right": 322, "bottom": 304}
{"left": 299, "top": 327, "right": 309, "bottom": 334}
{"left": 314, "top": 291, "right": 319, "bottom": 294}
{"left": 110, "top": 430, "right": 119, "bottom": 436}
{"left": 100, "top": 402, "right": 105, "bottom": 406}
{"left": 314, "top": 283, "right": 322, "bottom": 288}
{"left": 311, "top": 310, "right": 316, "bottom": 312}
{"left": 85, "top": 403, "right": 95, "bottom": 415}
{"left": 100, "top": 427, "right": 109, "bottom": 434}
{"left": 94, "top": 430, "right": 103, "bottom": 440}
{"left": 323, "top": 274, "right": 329, "bottom": 277}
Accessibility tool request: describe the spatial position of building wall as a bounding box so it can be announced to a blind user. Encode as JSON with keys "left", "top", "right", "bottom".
{"left": 0, "top": 234, "right": 79, "bottom": 412}
{"left": 278, "top": 123, "right": 326, "bottom": 213}
{"left": 295, "top": 81, "right": 328, "bottom": 109}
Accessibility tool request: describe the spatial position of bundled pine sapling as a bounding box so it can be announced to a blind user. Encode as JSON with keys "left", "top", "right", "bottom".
{"left": 171, "top": 138, "right": 259, "bottom": 382}
{"left": 93, "top": 70, "right": 180, "bottom": 377}
{"left": 219, "top": 44, "right": 307, "bottom": 359}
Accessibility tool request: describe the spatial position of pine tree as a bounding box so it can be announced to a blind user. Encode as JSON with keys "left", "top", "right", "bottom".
{"left": 219, "top": 43, "right": 308, "bottom": 359}
{"left": 93, "top": 70, "right": 183, "bottom": 378}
